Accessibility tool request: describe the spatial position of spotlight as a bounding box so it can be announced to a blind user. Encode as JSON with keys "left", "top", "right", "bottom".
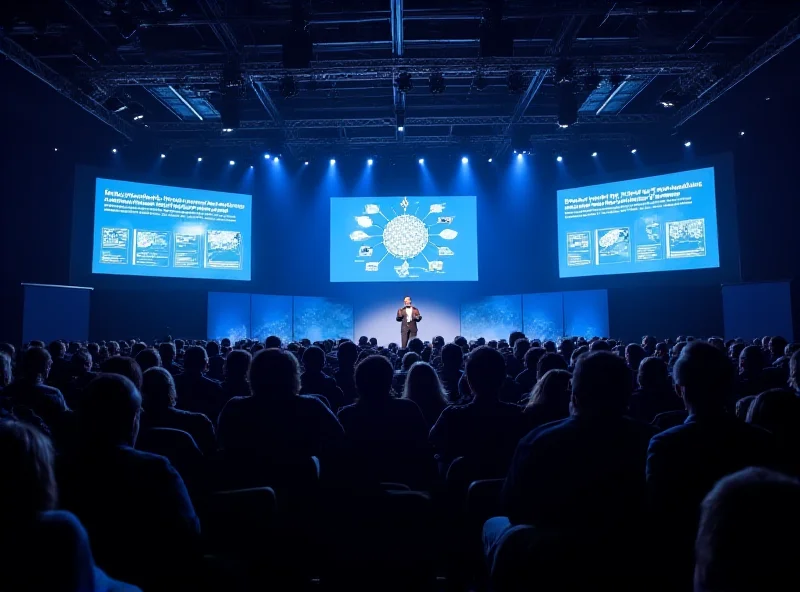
{"left": 398, "top": 126, "right": 404, "bottom": 132}
{"left": 279, "top": 75, "right": 299, "bottom": 99}
{"left": 197, "top": 157, "right": 203, "bottom": 162}
{"left": 488, "top": 158, "right": 493, "bottom": 162}
{"left": 129, "top": 102, "right": 145, "bottom": 122}
{"left": 229, "top": 160, "right": 235, "bottom": 165}
{"left": 304, "top": 161, "right": 309, "bottom": 165}
{"left": 160, "top": 153, "right": 166, "bottom": 159}
{"left": 367, "top": 158, "right": 374, "bottom": 166}
{"left": 461, "top": 157, "right": 468, "bottom": 164}
{"left": 264, "top": 153, "right": 270, "bottom": 159}
{"left": 396, "top": 111, "right": 405, "bottom": 131}
{"left": 592, "top": 152, "right": 598, "bottom": 157}
{"left": 513, "top": 150, "right": 517, "bottom": 154}
{"left": 222, "top": 128, "right": 234, "bottom": 133}
{"left": 395, "top": 72, "right": 413, "bottom": 93}
{"left": 429, "top": 73, "right": 446, "bottom": 94}
{"left": 273, "top": 156, "right": 279, "bottom": 163}
{"left": 112, "top": 148, "right": 117, "bottom": 154}
{"left": 631, "top": 149, "right": 637, "bottom": 154}
{"left": 330, "top": 159, "right": 336, "bottom": 165}
{"left": 517, "top": 153, "right": 523, "bottom": 160}
{"left": 739, "top": 131, "right": 745, "bottom": 136}
{"left": 418, "top": 158, "right": 424, "bottom": 165}
{"left": 556, "top": 155, "right": 563, "bottom": 162}
{"left": 684, "top": 141, "right": 691, "bottom": 147}
{"left": 250, "top": 165, "right": 254, "bottom": 169}
{"left": 659, "top": 101, "right": 675, "bottom": 108}
{"left": 54, "top": 148, "right": 58, "bottom": 152}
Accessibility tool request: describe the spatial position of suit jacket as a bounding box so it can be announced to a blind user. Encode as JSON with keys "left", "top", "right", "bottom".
{"left": 396, "top": 306, "right": 422, "bottom": 332}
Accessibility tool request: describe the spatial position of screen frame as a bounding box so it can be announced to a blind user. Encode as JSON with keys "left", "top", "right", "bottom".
{"left": 553, "top": 152, "right": 740, "bottom": 290}
{"left": 71, "top": 165, "right": 254, "bottom": 290}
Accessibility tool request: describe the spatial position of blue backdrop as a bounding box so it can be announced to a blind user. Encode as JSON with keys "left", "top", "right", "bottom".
{"left": 251, "top": 294, "right": 293, "bottom": 345}
{"left": 293, "top": 296, "right": 354, "bottom": 342}
{"left": 522, "top": 292, "right": 565, "bottom": 342}
{"left": 23, "top": 284, "right": 91, "bottom": 344}
{"left": 460, "top": 295, "right": 523, "bottom": 342}
{"left": 563, "top": 289, "right": 610, "bottom": 339}
{"left": 207, "top": 292, "right": 251, "bottom": 342}
{"left": 722, "top": 282, "right": 794, "bottom": 342}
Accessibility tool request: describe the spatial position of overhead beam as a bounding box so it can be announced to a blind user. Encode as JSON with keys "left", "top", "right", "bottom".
{"left": 95, "top": 54, "right": 713, "bottom": 85}
{"left": 677, "top": 0, "right": 740, "bottom": 52}
{"left": 674, "top": 14, "right": 799, "bottom": 127}
{"left": 0, "top": 33, "right": 135, "bottom": 140}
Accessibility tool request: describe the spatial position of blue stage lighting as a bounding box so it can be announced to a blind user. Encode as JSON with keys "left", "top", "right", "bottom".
{"left": 488, "top": 158, "right": 492, "bottom": 162}
{"left": 631, "top": 148, "right": 637, "bottom": 154}
{"left": 197, "top": 157, "right": 203, "bottom": 162}
{"left": 556, "top": 155, "right": 563, "bottom": 162}
{"left": 684, "top": 141, "right": 691, "bottom": 147}
{"left": 160, "top": 153, "right": 166, "bottom": 159}
{"left": 273, "top": 156, "right": 279, "bottom": 163}
{"left": 517, "top": 153, "right": 523, "bottom": 160}
{"left": 229, "top": 160, "right": 235, "bottom": 166}
{"left": 418, "top": 158, "right": 424, "bottom": 165}
{"left": 304, "top": 161, "right": 309, "bottom": 165}
{"left": 513, "top": 150, "right": 517, "bottom": 154}
{"left": 250, "top": 165, "right": 254, "bottom": 169}
{"left": 367, "top": 158, "right": 374, "bottom": 165}
{"left": 398, "top": 126, "right": 404, "bottom": 132}
{"left": 264, "top": 153, "right": 270, "bottom": 159}
{"left": 739, "top": 130, "right": 745, "bottom": 136}
{"left": 592, "top": 152, "right": 598, "bottom": 157}
{"left": 461, "top": 157, "right": 468, "bottom": 164}
{"left": 112, "top": 148, "right": 117, "bottom": 154}
{"left": 330, "top": 159, "right": 336, "bottom": 165}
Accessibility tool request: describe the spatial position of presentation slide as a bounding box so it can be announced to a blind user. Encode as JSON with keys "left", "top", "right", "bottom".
{"left": 330, "top": 196, "right": 478, "bottom": 282}
{"left": 557, "top": 167, "right": 720, "bottom": 278}
{"left": 92, "top": 178, "right": 252, "bottom": 281}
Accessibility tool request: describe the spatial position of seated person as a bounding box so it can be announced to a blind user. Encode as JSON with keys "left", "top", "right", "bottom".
{"left": 628, "top": 357, "right": 683, "bottom": 423}
{"left": 57, "top": 374, "right": 200, "bottom": 590}
{"left": 514, "top": 347, "right": 546, "bottom": 398}
{"left": 173, "top": 346, "right": 225, "bottom": 421}
{"left": 141, "top": 367, "right": 216, "bottom": 455}
{"left": 0, "top": 420, "right": 140, "bottom": 592}
{"left": 300, "top": 345, "right": 344, "bottom": 412}
{"left": 334, "top": 340, "right": 359, "bottom": 407}
{"left": 437, "top": 343, "right": 464, "bottom": 403}
{"left": 3, "top": 346, "right": 69, "bottom": 432}
{"left": 522, "top": 368, "right": 571, "bottom": 432}
{"left": 221, "top": 349, "right": 252, "bottom": 402}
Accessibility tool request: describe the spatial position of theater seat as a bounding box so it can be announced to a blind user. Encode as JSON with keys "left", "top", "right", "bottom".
{"left": 136, "top": 427, "right": 203, "bottom": 491}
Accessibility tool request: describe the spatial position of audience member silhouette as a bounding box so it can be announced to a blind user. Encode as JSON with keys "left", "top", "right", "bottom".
{"left": 628, "top": 357, "right": 682, "bottom": 423}
{"left": 507, "top": 338, "right": 530, "bottom": 377}
{"left": 158, "top": 342, "right": 183, "bottom": 376}
{"left": 438, "top": 343, "right": 464, "bottom": 403}
{"left": 217, "top": 348, "right": 344, "bottom": 459}
{"left": 589, "top": 339, "right": 611, "bottom": 352}
{"left": 430, "top": 346, "right": 524, "bottom": 473}
{"left": 694, "top": 468, "right": 800, "bottom": 592}
{"left": 522, "top": 368, "right": 571, "bottom": 431}
{"left": 300, "top": 345, "right": 344, "bottom": 412}
{"left": 264, "top": 335, "right": 282, "bottom": 349}
{"left": 173, "top": 345, "right": 224, "bottom": 421}
{"left": 338, "top": 355, "right": 431, "bottom": 487}
{"left": 745, "top": 388, "right": 800, "bottom": 475}
{"left": 558, "top": 338, "right": 575, "bottom": 362}
{"left": 141, "top": 367, "right": 216, "bottom": 455}
{"left": 625, "top": 343, "right": 647, "bottom": 374}
{"left": 647, "top": 341, "right": 777, "bottom": 588}
{"left": 57, "top": 374, "right": 200, "bottom": 590}
{"left": 134, "top": 347, "right": 161, "bottom": 372}
{"left": 100, "top": 356, "right": 143, "bottom": 390}
{"left": 0, "top": 351, "right": 12, "bottom": 391}
{"left": 402, "top": 361, "right": 448, "bottom": 430}
{"left": 3, "top": 346, "right": 69, "bottom": 431}
{"left": 334, "top": 340, "right": 358, "bottom": 406}
{"left": 394, "top": 351, "right": 420, "bottom": 393}
{"left": 537, "top": 352, "right": 569, "bottom": 380}
{"left": 514, "top": 347, "right": 546, "bottom": 397}
{"left": 47, "top": 340, "right": 72, "bottom": 389}
{"left": 497, "top": 351, "right": 654, "bottom": 531}
{"left": 205, "top": 341, "right": 224, "bottom": 381}
{"left": 0, "top": 420, "right": 141, "bottom": 592}
{"left": 220, "top": 349, "right": 251, "bottom": 402}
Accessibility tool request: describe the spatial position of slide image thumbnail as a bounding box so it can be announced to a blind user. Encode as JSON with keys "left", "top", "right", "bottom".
{"left": 634, "top": 219, "right": 663, "bottom": 262}
{"left": 100, "top": 227, "right": 129, "bottom": 264}
{"left": 666, "top": 218, "right": 706, "bottom": 259}
{"left": 133, "top": 230, "right": 170, "bottom": 267}
{"left": 566, "top": 231, "right": 591, "bottom": 267}
{"left": 174, "top": 234, "right": 201, "bottom": 268}
{"left": 595, "top": 227, "right": 631, "bottom": 265}
{"left": 206, "top": 230, "right": 243, "bottom": 270}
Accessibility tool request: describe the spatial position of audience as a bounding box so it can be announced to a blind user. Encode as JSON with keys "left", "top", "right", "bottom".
{"left": 134, "top": 347, "right": 161, "bottom": 372}
{"left": 141, "top": 367, "right": 216, "bottom": 455}
{"left": 522, "top": 368, "right": 571, "bottom": 431}
{"left": 3, "top": 346, "right": 69, "bottom": 431}
{"left": 628, "top": 356, "right": 683, "bottom": 423}
{"left": 300, "top": 345, "right": 345, "bottom": 411}
{"left": 100, "top": 356, "right": 143, "bottom": 390}
{"left": 514, "top": 347, "right": 546, "bottom": 396}
{"left": 57, "top": 374, "right": 200, "bottom": 590}
{"left": 402, "top": 361, "right": 448, "bottom": 430}
{"left": 334, "top": 340, "right": 359, "bottom": 406}
{"left": 217, "top": 348, "right": 344, "bottom": 459}
{"left": 694, "top": 468, "right": 800, "bottom": 592}
{"left": 437, "top": 343, "right": 465, "bottom": 403}
{"left": 220, "top": 349, "right": 251, "bottom": 402}
{"left": 174, "top": 345, "right": 225, "bottom": 420}
{"left": 647, "top": 341, "right": 778, "bottom": 588}
{"left": 158, "top": 342, "right": 183, "bottom": 376}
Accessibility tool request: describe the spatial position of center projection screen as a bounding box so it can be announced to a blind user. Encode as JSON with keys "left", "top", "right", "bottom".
{"left": 92, "top": 177, "right": 252, "bottom": 281}
{"left": 330, "top": 196, "right": 479, "bottom": 282}
{"left": 557, "top": 167, "right": 720, "bottom": 278}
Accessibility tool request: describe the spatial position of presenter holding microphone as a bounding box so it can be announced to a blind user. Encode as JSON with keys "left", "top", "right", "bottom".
{"left": 397, "top": 296, "right": 422, "bottom": 348}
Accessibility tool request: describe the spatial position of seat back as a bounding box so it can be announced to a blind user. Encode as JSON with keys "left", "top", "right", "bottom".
{"left": 203, "top": 487, "right": 277, "bottom": 554}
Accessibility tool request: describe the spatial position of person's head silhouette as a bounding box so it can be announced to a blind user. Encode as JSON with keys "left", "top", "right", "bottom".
{"left": 465, "top": 346, "right": 506, "bottom": 401}
{"left": 135, "top": 348, "right": 161, "bottom": 373}
{"left": 739, "top": 345, "right": 765, "bottom": 375}
{"left": 407, "top": 337, "right": 424, "bottom": 354}
{"left": 675, "top": 341, "right": 734, "bottom": 415}
{"left": 183, "top": 346, "right": 209, "bottom": 374}
{"left": 249, "top": 349, "right": 300, "bottom": 400}
{"left": 571, "top": 351, "right": 632, "bottom": 417}
{"left": 355, "top": 355, "right": 394, "bottom": 402}
{"left": 141, "top": 366, "right": 177, "bottom": 412}
{"left": 21, "top": 347, "right": 51, "bottom": 383}
{"left": 537, "top": 352, "right": 569, "bottom": 381}
{"left": 265, "top": 335, "right": 282, "bottom": 349}
{"left": 402, "top": 351, "right": 421, "bottom": 371}
{"left": 224, "top": 349, "right": 251, "bottom": 381}
{"left": 100, "top": 356, "right": 143, "bottom": 390}
{"left": 441, "top": 343, "right": 463, "bottom": 370}
{"left": 80, "top": 374, "right": 142, "bottom": 447}
{"left": 338, "top": 341, "right": 358, "bottom": 368}
{"left": 302, "top": 346, "right": 326, "bottom": 373}
{"left": 637, "top": 356, "right": 671, "bottom": 391}
{"left": 158, "top": 342, "right": 176, "bottom": 364}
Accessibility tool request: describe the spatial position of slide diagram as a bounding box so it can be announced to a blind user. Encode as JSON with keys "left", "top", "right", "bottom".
{"left": 92, "top": 178, "right": 252, "bottom": 281}
{"left": 556, "top": 167, "right": 720, "bottom": 278}
{"left": 330, "top": 195, "right": 478, "bottom": 282}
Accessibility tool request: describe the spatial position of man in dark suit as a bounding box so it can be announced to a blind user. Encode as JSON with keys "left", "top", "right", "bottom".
{"left": 3, "top": 346, "right": 69, "bottom": 430}
{"left": 173, "top": 345, "right": 225, "bottom": 420}
{"left": 396, "top": 295, "right": 422, "bottom": 348}
{"left": 647, "top": 341, "right": 777, "bottom": 590}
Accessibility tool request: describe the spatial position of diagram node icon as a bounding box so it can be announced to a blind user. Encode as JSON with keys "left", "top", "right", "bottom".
{"left": 383, "top": 214, "right": 429, "bottom": 259}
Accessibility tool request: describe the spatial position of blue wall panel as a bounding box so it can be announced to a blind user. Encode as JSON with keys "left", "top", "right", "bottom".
{"left": 522, "top": 292, "right": 564, "bottom": 342}
{"left": 23, "top": 284, "right": 91, "bottom": 344}
{"left": 563, "top": 289, "right": 609, "bottom": 339}
{"left": 722, "top": 282, "right": 793, "bottom": 342}
{"left": 207, "top": 292, "right": 251, "bottom": 342}
{"left": 251, "top": 294, "right": 293, "bottom": 345}
{"left": 460, "top": 295, "right": 523, "bottom": 342}
{"left": 293, "top": 296, "right": 354, "bottom": 342}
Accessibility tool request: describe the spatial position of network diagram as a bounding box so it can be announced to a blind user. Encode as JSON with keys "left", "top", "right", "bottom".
{"left": 348, "top": 197, "right": 459, "bottom": 278}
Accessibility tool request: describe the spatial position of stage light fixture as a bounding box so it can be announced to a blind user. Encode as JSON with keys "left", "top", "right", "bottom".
{"left": 304, "top": 161, "right": 309, "bottom": 165}
{"left": 395, "top": 72, "right": 413, "bottom": 93}
{"left": 739, "top": 131, "right": 745, "bottom": 136}
{"left": 367, "top": 158, "right": 374, "bottom": 166}
{"left": 330, "top": 159, "right": 336, "bottom": 165}
{"left": 684, "top": 141, "right": 691, "bottom": 147}
{"left": 160, "top": 153, "right": 166, "bottom": 159}
{"left": 264, "top": 153, "right": 270, "bottom": 159}
{"left": 557, "top": 84, "right": 578, "bottom": 128}
{"left": 398, "top": 126, "right": 404, "bottom": 132}
{"left": 592, "top": 152, "right": 598, "bottom": 157}
{"left": 461, "top": 157, "right": 468, "bottom": 164}
{"left": 112, "top": 148, "right": 117, "bottom": 154}
{"left": 631, "top": 149, "right": 637, "bottom": 154}
{"left": 229, "top": 160, "right": 235, "bottom": 165}
{"left": 429, "top": 73, "right": 446, "bottom": 94}
{"left": 517, "top": 153, "right": 523, "bottom": 160}
{"left": 250, "top": 165, "right": 254, "bottom": 169}
{"left": 488, "top": 158, "right": 493, "bottom": 162}
{"left": 556, "top": 155, "right": 563, "bottom": 162}
{"left": 418, "top": 158, "right": 425, "bottom": 165}
{"left": 197, "top": 157, "right": 203, "bottom": 162}
{"left": 273, "top": 156, "right": 280, "bottom": 163}
{"left": 222, "top": 128, "right": 234, "bottom": 133}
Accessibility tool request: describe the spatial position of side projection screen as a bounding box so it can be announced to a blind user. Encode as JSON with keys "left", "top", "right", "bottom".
{"left": 557, "top": 167, "right": 720, "bottom": 278}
